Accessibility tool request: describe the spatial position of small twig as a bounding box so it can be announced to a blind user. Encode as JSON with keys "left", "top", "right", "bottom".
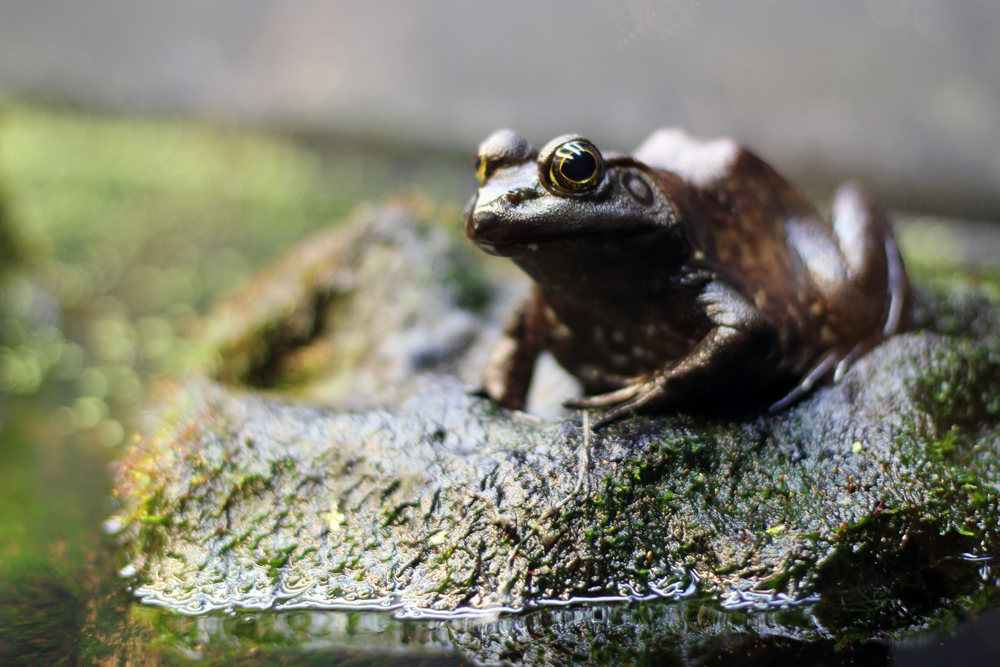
{"left": 496, "top": 545, "right": 521, "bottom": 599}
{"left": 541, "top": 410, "right": 591, "bottom": 520}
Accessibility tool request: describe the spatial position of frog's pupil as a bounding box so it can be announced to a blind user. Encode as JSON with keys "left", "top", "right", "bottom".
{"left": 561, "top": 150, "right": 597, "bottom": 183}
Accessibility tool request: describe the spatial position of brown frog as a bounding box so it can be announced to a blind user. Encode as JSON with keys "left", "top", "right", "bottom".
{"left": 464, "top": 128, "right": 910, "bottom": 425}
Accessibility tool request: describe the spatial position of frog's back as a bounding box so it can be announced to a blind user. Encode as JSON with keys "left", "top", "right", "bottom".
{"left": 634, "top": 127, "right": 908, "bottom": 376}
{"left": 636, "top": 129, "right": 819, "bottom": 356}
{"left": 633, "top": 128, "right": 820, "bottom": 282}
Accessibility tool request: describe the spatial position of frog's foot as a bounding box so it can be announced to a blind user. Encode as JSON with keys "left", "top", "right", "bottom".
{"left": 564, "top": 384, "right": 644, "bottom": 409}
{"left": 563, "top": 375, "right": 667, "bottom": 427}
{"left": 833, "top": 335, "right": 892, "bottom": 383}
{"left": 769, "top": 350, "right": 838, "bottom": 413}
{"left": 466, "top": 384, "right": 489, "bottom": 398}
{"left": 769, "top": 338, "right": 884, "bottom": 413}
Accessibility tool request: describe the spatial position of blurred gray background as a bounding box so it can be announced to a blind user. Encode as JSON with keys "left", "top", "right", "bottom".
{"left": 1, "top": 0, "right": 998, "bottom": 220}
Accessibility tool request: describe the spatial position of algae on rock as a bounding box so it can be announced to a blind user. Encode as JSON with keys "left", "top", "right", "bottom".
{"left": 114, "top": 201, "right": 1000, "bottom": 663}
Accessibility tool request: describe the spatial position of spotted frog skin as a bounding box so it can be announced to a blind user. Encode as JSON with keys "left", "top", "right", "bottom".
{"left": 464, "top": 128, "right": 910, "bottom": 425}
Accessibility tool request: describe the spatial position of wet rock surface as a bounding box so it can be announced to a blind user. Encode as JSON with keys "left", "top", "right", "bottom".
{"left": 114, "top": 202, "right": 1000, "bottom": 664}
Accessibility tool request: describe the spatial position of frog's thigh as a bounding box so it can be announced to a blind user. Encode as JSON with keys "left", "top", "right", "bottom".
{"left": 832, "top": 182, "right": 910, "bottom": 336}
{"left": 830, "top": 181, "right": 890, "bottom": 281}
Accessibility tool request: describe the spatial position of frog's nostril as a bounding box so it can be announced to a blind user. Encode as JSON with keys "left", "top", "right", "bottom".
{"left": 467, "top": 209, "right": 499, "bottom": 240}
{"left": 504, "top": 188, "right": 537, "bottom": 206}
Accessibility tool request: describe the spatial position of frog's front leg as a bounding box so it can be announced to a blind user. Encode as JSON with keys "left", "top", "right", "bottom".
{"left": 482, "top": 287, "right": 550, "bottom": 411}
{"left": 567, "top": 282, "right": 777, "bottom": 426}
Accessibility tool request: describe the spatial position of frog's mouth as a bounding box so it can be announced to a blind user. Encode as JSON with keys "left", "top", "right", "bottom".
{"left": 466, "top": 204, "right": 661, "bottom": 256}
{"left": 469, "top": 221, "right": 661, "bottom": 257}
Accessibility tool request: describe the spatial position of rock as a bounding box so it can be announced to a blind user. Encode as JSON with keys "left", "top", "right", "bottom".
{"left": 197, "top": 198, "right": 495, "bottom": 406}
{"left": 113, "top": 201, "right": 1000, "bottom": 665}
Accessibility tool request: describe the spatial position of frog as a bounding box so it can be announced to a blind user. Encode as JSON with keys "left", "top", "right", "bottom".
{"left": 464, "top": 127, "right": 911, "bottom": 426}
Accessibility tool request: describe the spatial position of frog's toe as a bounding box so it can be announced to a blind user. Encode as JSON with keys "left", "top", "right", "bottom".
{"left": 602, "top": 372, "right": 644, "bottom": 388}
{"left": 771, "top": 337, "right": 888, "bottom": 414}
{"left": 832, "top": 339, "right": 879, "bottom": 383}
{"left": 563, "top": 383, "right": 644, "bottom": 409}
{"left": 466, "top": 384, "right": 489, "bottom": 398}
{"left": 590, "top": 380, "right": 668, "bottom": 427}
{"left": 564, "top": 376, "right": 669, "bottom": 427}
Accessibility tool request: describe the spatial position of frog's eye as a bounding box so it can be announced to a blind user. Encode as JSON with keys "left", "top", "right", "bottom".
{"left": 473, "top": 129, "right": 536, "bottom": 185}
{"left": 549, "top": 139, "right": 604, "bottom": 193}
{"left": 474, "top": 155, "right": 488, "bottom": 185}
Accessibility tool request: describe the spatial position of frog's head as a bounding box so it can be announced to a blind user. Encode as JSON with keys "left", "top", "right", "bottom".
{"left": 464, "top": 129, "right": 682, "bottom": 259}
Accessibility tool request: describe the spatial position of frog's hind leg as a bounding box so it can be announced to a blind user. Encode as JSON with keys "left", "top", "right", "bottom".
{"left": 878, "top": 231, "right": 908, "bottom": 337}
{"left": 830, "top": 181, "right": 910, "bottom": 334}
{"left": 827, "top": 183, "right": 910, "bottom": 372}
{"left": 770, "top": 184, "right": 910, "bottom": 413}
{"left": 829, "top": 248, "right": 904, "bottom": 384}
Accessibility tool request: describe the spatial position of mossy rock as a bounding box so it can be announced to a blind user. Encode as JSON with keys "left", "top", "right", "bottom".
{"left": 113, "top": 202, "right": 1000, "bottom": 665}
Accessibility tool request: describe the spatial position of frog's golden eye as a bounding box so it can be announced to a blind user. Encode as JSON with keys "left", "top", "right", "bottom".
{"left": 549, "top": 140, "right": 604, "bottom": 192}
{"left": 474, "top": 154, "right": 488, "bottom": 185}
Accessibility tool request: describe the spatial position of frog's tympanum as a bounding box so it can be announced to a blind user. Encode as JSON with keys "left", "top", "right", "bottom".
{"left": 464, "top": 128, "right": 911, "bottom": 425}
